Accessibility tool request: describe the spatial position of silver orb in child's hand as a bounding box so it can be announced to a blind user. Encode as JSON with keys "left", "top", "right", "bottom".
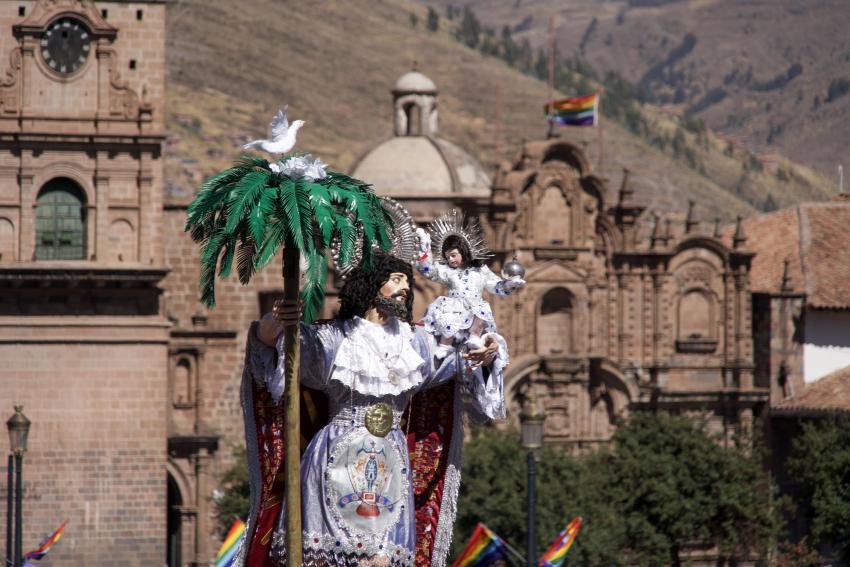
{"left": 501, "top": 257, "right": 526, "bottom": 279}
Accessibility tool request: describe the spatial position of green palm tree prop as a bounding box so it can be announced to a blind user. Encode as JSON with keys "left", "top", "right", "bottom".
{"left": 185, "top": 155, "right": 392, "bottom": 566}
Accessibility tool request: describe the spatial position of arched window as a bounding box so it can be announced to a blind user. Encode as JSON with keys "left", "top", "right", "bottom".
{"left": 537, "top": 287, "right": 573, "bottom": 355}
{"left": 404, "top": 102, "right": 421, "bottom": 136}
{"left": 537, "top": 186, "right": 571, "bottom": 246}
{"left": 35, "top": 178, "right": 86, "bottom": 260}
{"left": 678, "top": 290, "right": 713, "bottom": 340}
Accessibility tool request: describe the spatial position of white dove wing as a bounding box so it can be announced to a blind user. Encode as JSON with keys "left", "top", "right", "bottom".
{"left": 269, "top": 106, "right": 289, "bottom": 141}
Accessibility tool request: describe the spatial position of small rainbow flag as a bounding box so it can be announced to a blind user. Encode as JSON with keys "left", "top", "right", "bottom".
{"left": 538, "top": 517, "right": 582, "bottom": 567}
{"left": 23, "top": 521, "right": 67, "bottom": 561}
{"left": 545, "top": 94, "right": 599, "bottom": 127}
{"left": 452, "top": 523, "right": 509, "bottom": 567}
{"left": 215, "top": 519, "right": 246, "bottom": 567}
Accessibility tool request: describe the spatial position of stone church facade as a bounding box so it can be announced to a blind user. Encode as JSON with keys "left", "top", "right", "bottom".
{"left": 0, "top": 4, "right": 833, "bottom": 565}
{"left": 353, "top": 72, "right": 767, "bottom": 450}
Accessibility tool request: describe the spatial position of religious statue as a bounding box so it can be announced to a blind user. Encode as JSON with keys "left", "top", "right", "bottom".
{"left": 415, "top": 210, "right": 525, "bottom": 350}
{"left": 236, "top": 253, "right": 508, "bottom": 566}
{"left": 185, "top": 107, "right": 513, "bottom": 567}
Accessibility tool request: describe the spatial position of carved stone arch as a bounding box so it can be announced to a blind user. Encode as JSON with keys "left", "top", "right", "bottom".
{"left": 166, "top": 458, "right": 191, "bottom": 567}
{"left": 32, "top": 163, "right": 95, "bottom": 205}
{"left": 541, "top": 141, "right": 590, "bottom": 175}
{"left": 0, "top": 217, "right": 15, "bottom": 261}
{"left": 595, "top": 215, "right": 621, "bottom": 256}
{"left": 533, "top": 179, "right": 571, "bottom": 205}
{"left": 166, "top": 458, "right": 193, "bottom": 508}
{"left": 673, "top": 236, "right": 730, "bottom": 266}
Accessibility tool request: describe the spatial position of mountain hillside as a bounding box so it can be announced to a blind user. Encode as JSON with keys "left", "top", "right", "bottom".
{"left": 165, "top": 0, "right": 835, "bottom": 222}
{"left": 418, "top": 0, "right": 850, "bottom": 178}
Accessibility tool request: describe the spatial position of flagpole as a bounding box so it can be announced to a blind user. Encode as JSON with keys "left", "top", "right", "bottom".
{"left": 480, "top": 523, "right": 527, "bottom": 566}
{"left": 596, "top": 90, "right": 604, "bottom": 171}
{"left": 546, "top": 15, "right": 555, "bottom": 138}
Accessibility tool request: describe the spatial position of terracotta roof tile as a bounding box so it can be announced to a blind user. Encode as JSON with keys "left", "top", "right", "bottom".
{"left": 772, "top": 364, "right": 850, "bottom": 415}
{"left": 722, "top": 201, "right": 850, "bottom": 309}
{"left": 799, "top": 204, "right": 850, "bottom": 308}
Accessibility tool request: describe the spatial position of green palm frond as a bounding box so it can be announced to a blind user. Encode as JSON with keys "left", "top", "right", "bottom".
{"left": 236, "top": 236, "right": 258, "bottom": 285}
{"left": 224, "top": 170, "right": 272, "bottom": 236}
{"left": 301, "top": 249, "right": 328, "bottom": 324}
{"left": 186, "top": 155, "right": 394, "bottom": 320}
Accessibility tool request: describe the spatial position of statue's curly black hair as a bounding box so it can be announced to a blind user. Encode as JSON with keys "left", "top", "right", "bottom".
{"left": 338, "top": 253, "right": 415, "bottom": 324}
{"left": 442, "top": 234, "right": 484, "bottom": 268}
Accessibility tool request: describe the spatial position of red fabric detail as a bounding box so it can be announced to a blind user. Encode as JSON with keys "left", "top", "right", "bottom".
{"left": 246, "top": 381, "right": 286, "bottom": 567}
{"left": 407, "top": 382, "right": 455, "bottom": 566}
{"left": 244, "top": 382, "right": 328, "bottom": 566}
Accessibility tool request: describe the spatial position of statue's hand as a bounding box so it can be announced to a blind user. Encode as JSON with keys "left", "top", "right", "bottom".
{"left": 463, "top": 335, "right": 498, "bottom": 368}
{"left": 258, "top": 299, "right": 300, "bottom": 347}
{"left": 272, "top": 299, "right": 300, "bottom": 326}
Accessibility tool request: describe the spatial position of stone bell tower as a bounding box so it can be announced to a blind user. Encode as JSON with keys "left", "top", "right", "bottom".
{"left": 0, "top": 1, "right": 170, "bottom": 565}
{"left": 392, "top": 69, "right": 438, "bottom": 137}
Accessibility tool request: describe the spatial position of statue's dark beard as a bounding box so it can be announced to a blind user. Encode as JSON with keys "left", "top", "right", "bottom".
{"left": 373, "top": 293, "right": 408, "bottom": 319}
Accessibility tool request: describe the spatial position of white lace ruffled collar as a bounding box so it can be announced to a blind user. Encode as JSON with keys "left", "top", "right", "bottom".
{"left": 330, "top": 316, "right": 425, "bottom": 396}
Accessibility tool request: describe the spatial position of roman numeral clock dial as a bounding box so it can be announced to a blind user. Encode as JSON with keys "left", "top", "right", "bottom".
{"left": 41, "top": 17, "right": 91, "bottom": 76}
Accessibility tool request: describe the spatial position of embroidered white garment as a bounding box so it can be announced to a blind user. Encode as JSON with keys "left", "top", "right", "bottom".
{"left": 331, "top": 317, "right": 425, "bottom": 396}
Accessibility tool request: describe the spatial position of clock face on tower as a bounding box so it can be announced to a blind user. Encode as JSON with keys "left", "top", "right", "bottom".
{"left": 41, "top": 17, "right": 91, "bottom": 76}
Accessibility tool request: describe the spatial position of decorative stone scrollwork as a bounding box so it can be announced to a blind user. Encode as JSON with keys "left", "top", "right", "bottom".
{"left": 675, "top": 264, "right": 713, "bottom": 289}
{"left": 107, "top": 56, "right": 140, "bottom": 119}
{"left": 0, "top": 48, "right": 21, "bottom": 115}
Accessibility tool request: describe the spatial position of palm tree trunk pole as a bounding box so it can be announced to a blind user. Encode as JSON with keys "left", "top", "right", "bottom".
{"left": 282, "top": 245, "right": 302, "bottom": 567}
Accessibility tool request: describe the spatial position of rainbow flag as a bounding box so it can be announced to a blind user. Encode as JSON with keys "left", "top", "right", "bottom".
{"left": 545, "top": 94, "right": 599, "bottom": 127}
{"left": 452, "top": 523, "right": 509, "bottom": 567}
{"left": 538, "top": 517, "right": 582, "bottom": 567}
{"left": 23, "top": 521, "right": 67, "bottom": 561}
{"left": 215, "top": 519, "right": 246, "bottom": 567}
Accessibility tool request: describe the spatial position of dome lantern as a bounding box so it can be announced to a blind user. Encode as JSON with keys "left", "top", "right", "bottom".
{"left": 392, "top": 70, "right": 438, "bottom": 137}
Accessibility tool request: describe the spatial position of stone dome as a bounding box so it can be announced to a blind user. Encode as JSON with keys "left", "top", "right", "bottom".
{"left": 393, "top": 71, "right": 437, "bottom": 94}
{"left": 352, "top": 71, "right": 491, "bottom": 204}
{"left": 352, "top": 136, "right": 490, "bottom": 198}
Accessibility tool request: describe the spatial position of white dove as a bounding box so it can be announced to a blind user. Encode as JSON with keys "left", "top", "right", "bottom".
{"left": 242, "top": 106, "right": 304, "bottom": 155}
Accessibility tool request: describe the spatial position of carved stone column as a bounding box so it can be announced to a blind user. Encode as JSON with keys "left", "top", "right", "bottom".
{"left": 19, "top": 167, "right": 34, "bottom": 261}
{"left": 94, "top": 151, "right": 109, "bottom": 261}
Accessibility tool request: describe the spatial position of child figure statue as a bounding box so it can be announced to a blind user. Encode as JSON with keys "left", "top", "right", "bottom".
{"left": 416, "top": 210, "right": 525, "bottom": 350}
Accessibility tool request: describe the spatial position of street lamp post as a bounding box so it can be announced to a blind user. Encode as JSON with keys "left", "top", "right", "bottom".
{"left": 6, "top": 406, "right": 31, "bottom": 567}
{"left": 520, "top": 395, "right": 545, "bottom": 567}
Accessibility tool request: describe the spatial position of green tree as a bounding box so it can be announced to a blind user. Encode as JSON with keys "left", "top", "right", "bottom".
{"left": 454, "top": 414, "right": 775, "bottom": 566}
{"left": 500, "top": 25, "right": 516, "bottom": 66}
{"left": 215, "top": 447, "right": 251, "bottom": 536}
{"left": 607, "top": 413, "right": 775, "bottom": 565}
{"left": 426, "top": 7, "right": 439, "bottom": 32}
{"left": 459, "top": 6, "right": 480, "bottom": 48}
{"left": 787, "top": 418, "right": 850, "bottom": 564}
{"left": 453, "top": 427, "right": 624, "bottom": 565}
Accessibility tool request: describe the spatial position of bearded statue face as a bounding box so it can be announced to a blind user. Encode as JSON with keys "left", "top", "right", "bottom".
{"left": 373, "top": 272, "right": 410, "bottom": 320}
